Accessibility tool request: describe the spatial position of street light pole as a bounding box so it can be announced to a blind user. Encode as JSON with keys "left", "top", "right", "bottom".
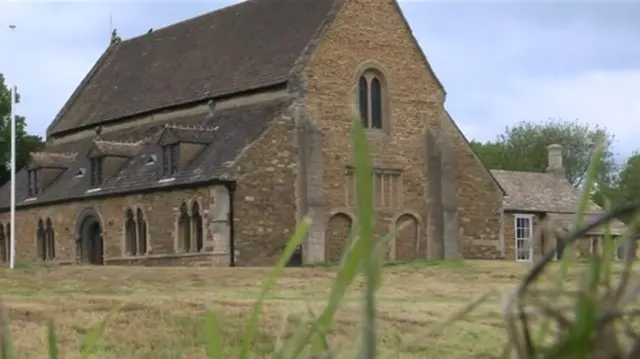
{"left": 8, "top": 24, "right": 16, "bottom": 269}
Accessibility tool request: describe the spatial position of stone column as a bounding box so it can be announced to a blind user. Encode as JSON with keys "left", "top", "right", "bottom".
{"left": 208, "top": 185, "right": 231, "bottom": 265}
{"left": 294, "top": 106, "right": 326, "bottom": 264}
{"left": 439, "top": 132, "right": 461, "bottom": 260}
{"left": 425, "top": 126, "right": 444, "bottom": 260}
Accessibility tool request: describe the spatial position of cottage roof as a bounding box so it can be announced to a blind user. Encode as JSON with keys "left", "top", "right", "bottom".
{"left": 491, "top": 169, "right": 627, "bottom": 234}
{"left": 490, "top": 169, "right": 603, "bottom": 213}
{"left": 46, "top": 0, "right": 337, "bottom": 137}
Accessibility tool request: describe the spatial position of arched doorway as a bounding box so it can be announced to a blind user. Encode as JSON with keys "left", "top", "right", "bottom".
{"left": 76, "top": 210, "right": 104, "bottom": 265}
{"left": 395, "top": 214, "right": 419, "bottom": 261}
{"left": 325, "top": 213, "right": 353, "bottom": 263}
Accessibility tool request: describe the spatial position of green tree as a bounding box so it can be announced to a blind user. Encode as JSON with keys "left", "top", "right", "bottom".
{"left": 0, "top": 73, "right": 45, "bottom": 185}
{"left": 612, "top": 152, "right": 640, "bottom": 206}
{"left": 471, "top": 118, "right": 617, "bottom": 188}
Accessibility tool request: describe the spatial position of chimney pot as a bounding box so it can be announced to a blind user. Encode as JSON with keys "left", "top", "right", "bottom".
{"left": 546, "top": 143, "right": 565, "bottom": 177}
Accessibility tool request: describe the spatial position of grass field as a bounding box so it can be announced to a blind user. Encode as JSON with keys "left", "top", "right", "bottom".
{"left": 0, "top": 260, "right": 606, "bottom": 359}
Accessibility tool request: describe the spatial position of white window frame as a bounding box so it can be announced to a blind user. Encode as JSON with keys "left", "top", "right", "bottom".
{"left": 514, "top": 214, "right": 534, "bottom": 262}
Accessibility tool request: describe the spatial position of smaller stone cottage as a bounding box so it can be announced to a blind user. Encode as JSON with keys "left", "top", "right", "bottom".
{"left": 491, "top": 144, "right": 628, "bottom": 262}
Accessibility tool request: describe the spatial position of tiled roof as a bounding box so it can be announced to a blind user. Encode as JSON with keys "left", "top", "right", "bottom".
{"left": 162, "top": 124, "right": 218, "bottom": 144}
{"left": 493, "top": 169, "right": 628, "bottom": 235}
{"left": 47, "top": 0, "right": 337, "bottom": 136}
{"left": 0, "top": 98, "right": 292, "bottom": 209}
{"left": 490, "top": 169, "right": 603, "bottom": 213}
{"left": 91, "top": 140, "right": 144, "bottom": 158}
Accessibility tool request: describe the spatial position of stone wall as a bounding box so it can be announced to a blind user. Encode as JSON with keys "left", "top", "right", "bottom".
{"left": 229, "top": 109, "right": 299, "bottom": 266}
{"left": 0, "top": 186, "right": 232, "bottom": 265}
{"left": 295, "top": 0, "right": 503, "bottom": 261}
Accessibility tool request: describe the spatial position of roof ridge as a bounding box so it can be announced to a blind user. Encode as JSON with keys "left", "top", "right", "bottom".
{"left": 94, "top": 139, "right": 144, "bottom": 146}
{"left": 165, "top": 123, "right": 218, "bottom": 132}
{"left": 31, "top": 151, "right": 78, "bottom": 159}
{"left": 121, "top": 1, "right": 255, "bottom": 44}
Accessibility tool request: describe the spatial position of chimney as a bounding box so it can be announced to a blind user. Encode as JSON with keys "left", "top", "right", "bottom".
{"left": 546, "top": 144, "right": 565, "bottom": 177}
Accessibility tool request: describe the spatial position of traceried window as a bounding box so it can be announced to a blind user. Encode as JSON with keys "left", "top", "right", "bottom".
{"left": 176, "top": 200, "right": 205, "bottom": 253}
{"left": 124, "top": 208, "right": 148, "bottom": 256}
{"left": 345, "top": 169, "right": 402, "bottom": 208}
{"left": 45, "top": 218, "right": 55, "bottom": 260}
{"left": 136, "top": 208, "right": 148, "bottom": 255}
{"left": 357, "top": 70, "right": 386, "bottom": 130}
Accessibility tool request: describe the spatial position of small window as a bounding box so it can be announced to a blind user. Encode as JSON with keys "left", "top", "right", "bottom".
{"left": 90, "top": 157, "right": 104, "bottom": 187}
{"left": 162, "top": 144, "right": 179, "bottom": 178}
{"left": 515, "top": 215, "right": 533, "bottom": 262}
{"left": 27, "top": 169, "right": 40, "bottom": 197}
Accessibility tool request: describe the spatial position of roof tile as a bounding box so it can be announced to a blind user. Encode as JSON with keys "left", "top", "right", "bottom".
{"left": 0, "top": 98, "right": 292, "bottom": 209}
{"left": 49, "top": 0, "right": 336, "bottom": 135}
{"left": 490, "top": 169, "right": 603, "bottom": 213}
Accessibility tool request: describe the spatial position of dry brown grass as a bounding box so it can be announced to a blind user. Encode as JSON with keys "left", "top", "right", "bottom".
{"left": 0, "top": 260, "right": 615, "bottom": 359}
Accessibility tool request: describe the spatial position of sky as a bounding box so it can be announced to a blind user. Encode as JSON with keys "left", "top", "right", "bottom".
{"left": 1, "top": 1, "right": 639, "bottom": 163}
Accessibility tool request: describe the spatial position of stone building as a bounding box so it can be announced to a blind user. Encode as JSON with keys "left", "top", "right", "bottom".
{"left": 492, "top": 144, "right": 628, "bottom": 262}
{"left": 0, "top": 0, "right": 508, "bottom": 267}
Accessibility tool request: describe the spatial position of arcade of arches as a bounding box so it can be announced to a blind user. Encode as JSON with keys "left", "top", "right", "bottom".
{"left": 36, "top": 218, "right": 56, "bottom": 261}
{"left": 325, "top": 212, "right": 421, "bottom": 261}
{"left": 124, "top": 208, "right": 148, "bottom": 257}
{"left": 177, "top": 201, "right": 205, "bottom": 253}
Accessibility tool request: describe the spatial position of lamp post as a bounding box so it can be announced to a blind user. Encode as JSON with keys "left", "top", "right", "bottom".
{"left": 8, "top": 24, "right": 16, "bottom": 269}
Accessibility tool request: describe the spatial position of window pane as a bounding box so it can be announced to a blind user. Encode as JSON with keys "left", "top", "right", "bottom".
{"left": 358, "top": 76, "right": 368, "bottom": 128}
{"left": 162, "top": 147, "right": 170, "bottom": 176}
{"left": 370, "top": 77, "right": 382, "bottom": 129}
{"left": 170, "top": 145, "right": 178, "bottom": 175}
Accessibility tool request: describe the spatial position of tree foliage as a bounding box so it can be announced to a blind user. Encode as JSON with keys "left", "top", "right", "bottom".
{"left": 0, "top": 73, "right": 45, "bottom": 185}
{"left": 615, "top": 152, "right": 640, "bottom": 205}
{"left": 470, "top": 119, "right": 617, "bottom": 188}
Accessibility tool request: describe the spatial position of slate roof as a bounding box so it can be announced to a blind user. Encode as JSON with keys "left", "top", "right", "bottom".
{"left": 47, "top": 0, "right": 337, "bottom": 136}
{"left": 91, "top": 140, "right": 144, "bottom": 158}
{"left": 490, "top": 169, "right": 602, "bottom": 213}
{"left": 492, "top": 169, "right": 627, "bottom": 235}
{"left": 0, "top": 98, "right": 292, "bottom": 209}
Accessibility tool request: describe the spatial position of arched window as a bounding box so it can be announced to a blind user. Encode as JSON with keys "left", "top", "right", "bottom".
{"left": 179, "top": 203, "right": 191, "bottom": 253}
{"left": 0, "top": 223, "right": 5, "bottom": 263}
{"left": 357, "top": 70, "right": 386, "bottom": 130}
{"left": 192, "top": 202, "right": 204, "bottom": 252}
{"left": 37, "top": 219, "right": 46, "bottom": 260}
{"left": 358, "top": 76, "right": 369, "bottom": 129}
{"left": 45, "top": 218, "right": 55, "bottom": 260}
{"left": 125, "top": 209, "right": 137, "bottom": 256}
{"left": 136, "top": 208, "right": 147, "bottom": 255}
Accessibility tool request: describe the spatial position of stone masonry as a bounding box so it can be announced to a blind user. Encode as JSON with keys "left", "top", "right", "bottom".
{"left": 296, "top": 0, "right": 504, "bottom": 261}
{"left": 0, "top": 0, "right": 507, "bottom": 266}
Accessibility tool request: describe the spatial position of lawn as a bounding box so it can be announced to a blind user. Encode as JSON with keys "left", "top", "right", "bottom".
{"left": 0, "top": 260, "right": 603, "bottom": 358}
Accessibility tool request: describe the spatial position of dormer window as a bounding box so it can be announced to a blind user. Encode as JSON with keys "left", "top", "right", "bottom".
{"left": 162, "top": 144, "right": 179, "bottom": 178}
{"left": 90, "top": 157, "right": 104, "bottom": 187}
{"left": 27, "top": 169, "right": 40, "bottom": 197}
